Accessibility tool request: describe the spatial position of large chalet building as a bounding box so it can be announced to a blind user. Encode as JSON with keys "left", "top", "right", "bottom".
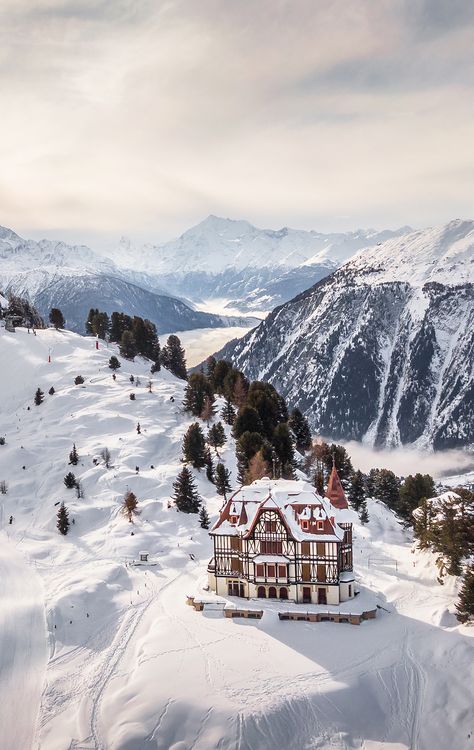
{"left": 208, "top": 466, "right": 355, "bottom": 606}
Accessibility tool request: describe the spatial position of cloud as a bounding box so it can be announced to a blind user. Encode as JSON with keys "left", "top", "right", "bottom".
{"left": 343, "top": 441, "right": 474, "bottom": 480}
{"left": 0, "top": 0, "right": 473, "bottom": 244}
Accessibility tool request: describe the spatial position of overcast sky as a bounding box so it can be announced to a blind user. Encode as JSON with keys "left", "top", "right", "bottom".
{"left": 1, "top": 0, "right": 473, "bottom": 248}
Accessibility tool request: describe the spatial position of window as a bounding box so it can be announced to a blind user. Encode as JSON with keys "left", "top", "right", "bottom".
{"left": 267, "top": 564, "right": 276, "bottom": 577}
{"left": 301, "top": 520, "right": 309, "bottom": 530}
{"left": 278, "top": 564, "right": 287, "bottom": 578}
{"left": 256, "top": 564, "right": 264, "bottom": 577}
{"left": 230, "top": 516, "right": 238, "bottom": 525}
{"left": 317, "top": 520, "right": 324, "bottom": 531}
{"left": 265, "top": 519, "right": 277, "bottom": 533}
{"left": 261, "top": 541, "right": 282, "bottom": 555}
{"left": 348, "top": 584, "right": 352, "bottom": 597}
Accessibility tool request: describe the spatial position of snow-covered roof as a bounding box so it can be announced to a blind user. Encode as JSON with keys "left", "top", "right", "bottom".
{"left": 252, "top": 554, "right": 290, "bottom": 564}
{"left": 210, "top": 478, "right": 351, "bottom": 542}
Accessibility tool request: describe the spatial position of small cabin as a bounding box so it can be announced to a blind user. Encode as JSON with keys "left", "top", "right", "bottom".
{"left": 139, "top": 551, "right": 149, "bottom": 562}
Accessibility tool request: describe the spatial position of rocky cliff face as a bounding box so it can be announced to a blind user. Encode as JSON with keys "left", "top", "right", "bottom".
{"left": 218, "top": 220, "right": 474, "bottom": 449}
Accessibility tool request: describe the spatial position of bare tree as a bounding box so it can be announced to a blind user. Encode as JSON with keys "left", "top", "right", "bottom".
{"left": 0, "top": 480, "right": 8, "bottom": 495}
{"left": 121, "top": 490, "right": 140, "bottom": 523}
{"left": 101, "top": 447, "right": 111, "bottom": 468}
{"left": 244, "top": 450, "right": 270, "bottom": 485}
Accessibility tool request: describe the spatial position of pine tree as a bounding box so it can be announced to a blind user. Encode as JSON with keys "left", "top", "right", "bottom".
{"left": 349, "top": 470, "right": 366, "bottom": 513}
{"left": 182, "top": 423, "right": 206, "bottom": 468}
{"left": 232, "top": 374, "right": 248, "bottom": 408}
{"left": 69, "top": 444, "right": 79, "bottom": 465}
{"left": 289, "top": 408, "right": 312, "bottom": 453}
{"left": 34, "top": 387, "right": 44, "bottom": 406}
{"left": 108, "top": 355, "right": 121, "bottom": 371}
{"left": 120, "top": 330, "right": 137, "bottom": 360}
{"left": 121, "top": 490, "right": 140, "bottom": 522}
{"left": 48, "top": 386, "right": 55, "bottom": 395}
{"left": 456, "top": 565, "right": 474, "bottom": 624}
{"left": 433, "top": 500, "right": 463, "bottom": 576}
{"left": 399, "top": 474, "right": 436, "bottom": 523}
{"left": 313, "top": 465, "right": 325, "bottom": 495}
{"left": 215, "top": 463, "right": 232, "bottom": 499}
{"left": 236, "top": 431, "right": 265, "bottom": 484}
{"left": 221, "top": 398, "right": 236, "bottom": 426}
{"left": 183, "top": 373, "right": 214, "bottom": 417}
{"left": 413, "top": 497, "right": 434, "bottom": 549}
{"left": 206, "top": 355, "right": 217, "bottom": 382}
{"left": 208, "top": 422, "right": 226, "bottom": 453}
{"left": 211, "top": 359, "right": 232, "bottom": 394}
{"left": 49, "top": 307, "right": 65, "bottom": 329}
{"left": 359, "top": 500, "right": 369, "bottom": 524}
{"left": 150, "top": 341, "right": 161, "bottom": 373}
{"left": 172, "top": 466, "right": 202, "bottom": 513}
{"left": 199, "top": 505, "right": 210, "bottom": 529}
{"left": 204, "top": 447, "right": 214, "bottom": 483}
{"left": 232, "top": 406, "right": 264, "bottom": 440}
{"left": 57, "top": 503, "right": 70, "bottom": 535}
{"left": 272, "top": 423, "right": 295, "bottom": 479}
{"left": 161, "top": 335, "right": 187, "bottom": 380}
{"left": 64, "top": 472, "right": 77, "bottom": 489}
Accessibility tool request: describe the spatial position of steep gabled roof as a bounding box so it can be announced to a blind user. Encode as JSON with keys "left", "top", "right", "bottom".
{"left": 325, "top": 465, "right": 348, "bottom": 509}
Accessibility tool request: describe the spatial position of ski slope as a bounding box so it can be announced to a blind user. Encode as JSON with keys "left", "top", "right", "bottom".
{"left": 0, "top": 326, "right": 472, "bottom": 749}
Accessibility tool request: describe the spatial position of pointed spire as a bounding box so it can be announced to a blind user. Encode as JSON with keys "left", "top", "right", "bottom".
{"left": 325, "top": 463, "right": 348, "bottom": 509}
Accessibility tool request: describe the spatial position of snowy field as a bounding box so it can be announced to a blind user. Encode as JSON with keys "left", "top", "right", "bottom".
{"left": 0, "top": 326, "right": 473, "bottom": 750}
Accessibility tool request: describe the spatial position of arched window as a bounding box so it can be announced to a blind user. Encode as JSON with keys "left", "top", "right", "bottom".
{"left": 279, "top": 587, "right": 288, "bottom": 600}
{"left": 268, "top": 586, "right": 277, "bottom": 598}
{"left": 257, "top": 586, "right": 266, "bottom": 598}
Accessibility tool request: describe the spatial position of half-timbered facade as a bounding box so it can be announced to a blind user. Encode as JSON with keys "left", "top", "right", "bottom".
{"left": 208, "top": 472, "right": 355, "bottom": 605}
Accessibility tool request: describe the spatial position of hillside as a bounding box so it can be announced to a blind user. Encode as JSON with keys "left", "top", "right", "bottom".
{"left": 0, "top": 327, "right": 473, "bottom": 749}
{"left": 218, "top": 220, "right": 474, "bottom": 449}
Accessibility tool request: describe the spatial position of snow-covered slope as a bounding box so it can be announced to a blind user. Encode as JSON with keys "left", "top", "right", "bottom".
{"left": 0, "top": 328, "right": 473, "bottom": 749}
{"left": 218, "top": 220, "right": 474, "bottom": 449}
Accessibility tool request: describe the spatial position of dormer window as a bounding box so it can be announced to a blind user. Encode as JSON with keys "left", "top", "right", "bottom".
{"left": 317, "top": 520, "right": 324, "bottom": 531}
{"left": 301, "top": 520, "right": 309, "bottom": 531}
{"left": 230, "top": 515, "right": 238, "bottom": 525}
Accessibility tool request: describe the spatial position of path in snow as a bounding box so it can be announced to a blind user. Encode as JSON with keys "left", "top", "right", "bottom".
{"left": 0, "top": 533, "right": 48, "bottom": 750}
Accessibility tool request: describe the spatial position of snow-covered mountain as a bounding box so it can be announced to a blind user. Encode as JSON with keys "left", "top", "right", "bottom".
{"left": 0, "top": 327, "right": 472, "bottom": 750}
{"left": 0, "top": 227, "right": 257, "bottom": 333}
{"left": 113, "top": 215, "right": 411, "bottom": 311}
{"left": 217, "top": 220, "right": 474, "bottom": 450}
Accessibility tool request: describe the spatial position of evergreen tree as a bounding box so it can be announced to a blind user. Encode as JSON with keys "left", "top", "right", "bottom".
{"left": 119, "top": 330, "right": 137, "bottom": 360}
{"left": 456, "top": 565, "right": 474, "bottom": 624}
{"left": 108, "top": 355, "right": 121, "bottom": 371}
{"left": 150, "top": 341, "right": 161, "bottom": 373}
{"left": 86, "top": 308, "right": 99, "bottom": 335}
{"left": 48, "top": 386, "right": 55, "bottom": 395}
{"left": 372, "top": 468, "right": 400, "bottom": 511}
{"left": 413, "top": 497, "right": 434, "bottom": 549}
{"left": 57, "top": 503, "right": 70, "bottom": 535}
{"left": 232, "top": 373, "right": 249, "bottom": 408}
{"left": 69, "top": 444, "right": 79, "bottom": 465}
{"left": 272, "top": 423, "right": 295, "bottom": 479}
{"left": 172, "top": 466, "right": 201, "bottom": 513}
{"left": 236, "top": 431, "right": 265, "bottom": 484}
{"left": 199, "top": 505, "right": 211, "bottom": 529}
{"left": 161, "top": 335, "right": 187, "bottom": 380}
{"left": 182, "top": 423, "right": 206, "bottom": 468}
{"left": 313, "top": 463, "right": 325, "bottom": 495}
{"left": 359, "top": 500, "right": 369, "bottom": 525}
{"left": 433, "top": 500, "right": 464, "bottom": 576}
{"left": 49, "top": 307, "right": 65, "bottom": 329}
{"left": 92, "top": 311, "right": 110, "bottom": 339}
{"left": 121, "top": 490, "right": 140, "bottom": 522}
{"left": 288, "top": 408, "right": 312, "bottom": 453}
{"left": 206, "top": 355, "right": 217, "bottom": 382}
{"left": 399, "top": 474, "right": 436, "bottom": 523}
{"left": 183, "top": 373, "right": 214, "bottom": 417}
{"left": 221, "top": 398, "right": 236, "bottom": 426}
{"left": 210, "top": 359, "right": 232, "bottom": 394}
{"left": 348, "top": 470, "right": 366, "bottom": 513}
{"left": 204, "top": 447, "right": 214, "bottom": 483}
{"left": 233, "top": 406, "right": 264, "bottom": 440}
{"left": 246, "top": 381, "right": 286, "bottom": 439}
{"left": 215, "top": 463, "right": 232, "bottom": 499}
{"left": 208, "top": 421, "right": 226, "bottom": 452}
{"left": 34, "top": 387, "right": 44, "bottom": 406}
{"left": 64, "top": 472, "right": 77, "bottom": 489}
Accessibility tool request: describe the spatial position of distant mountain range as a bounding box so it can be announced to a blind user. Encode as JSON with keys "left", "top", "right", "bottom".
{"left": 216, "top": 220, "right": 474, "bottom": 450}
{"left": 0, "top": 215, "right": 411, "bottom": 331}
